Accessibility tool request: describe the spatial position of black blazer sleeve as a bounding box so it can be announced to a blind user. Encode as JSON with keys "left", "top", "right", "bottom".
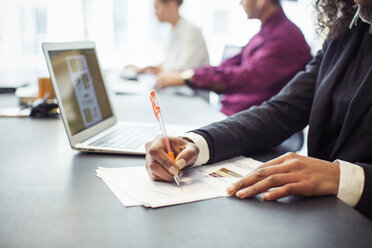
{"left": 355, "top": 163, "right": 372, "bottom": 219}
{"left": 192, "top": 49, "right": 324, "bottom": 164}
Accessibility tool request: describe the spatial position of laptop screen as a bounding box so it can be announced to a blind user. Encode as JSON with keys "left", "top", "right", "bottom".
{"left": 48, "top": 48, "right": 113, "bottom": 135}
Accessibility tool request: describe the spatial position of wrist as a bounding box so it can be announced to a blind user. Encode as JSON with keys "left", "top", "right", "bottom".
{"left": 331, "top": 161, "right": 341, "bottom": 195}
{"left": 180, "top": 69, "right": 194, "bottom": 86}
{"left": 183, "top": 132, "right": 210, "bottom": 165}
{"left": 334, "top": 159, "right": 365, "bottom": 207}
{"left": 180, "top": 136, "right": 195, "bottom": 144}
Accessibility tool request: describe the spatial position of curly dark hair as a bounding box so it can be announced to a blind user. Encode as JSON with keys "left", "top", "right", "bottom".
{"left": 315, "top": 0, "right": 358, "bottom": 38}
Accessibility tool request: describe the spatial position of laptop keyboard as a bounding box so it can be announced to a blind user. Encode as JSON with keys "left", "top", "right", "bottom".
{"left": 89, "top": 125, "right": 160, "bottom": 150}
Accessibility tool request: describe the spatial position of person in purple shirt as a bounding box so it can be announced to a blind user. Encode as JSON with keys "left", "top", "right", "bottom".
{"left": 156, "top": 0, "right": 312, "bottom": 116}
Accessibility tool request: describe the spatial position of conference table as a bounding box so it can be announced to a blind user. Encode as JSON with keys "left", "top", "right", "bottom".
{"left": 0, "top": 81, "right": 371, "bottom": 248}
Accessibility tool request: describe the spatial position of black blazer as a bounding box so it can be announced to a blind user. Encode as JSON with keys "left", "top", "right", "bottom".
{"left": 193, "top": 22, "right": 372, "bottom": 219}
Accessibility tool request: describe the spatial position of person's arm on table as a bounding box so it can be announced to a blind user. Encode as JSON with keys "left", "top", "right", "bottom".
{"left": 145, "top": 132, "right": 366, "bottom": 214}
{"left": 191, "top": 42, "right": 309, "bottom": 94}
{"left": 124, "top": 64, "right": 163, "bottom": 75}
{"left": 157, "top": 36, "right": 310, "bottom": 93}
{"left": 140, "top": 64, "right": 163, "bottom": 75}
{"left": 183, "top": 134, "right": 364, "bottom": 205}
{"left": 145, "top": 132, "right": 366, "bottom": 210}
{"left": 226, "top": 153, "right": 341, "bottom": 200}
{"left": 180, "top": 134, "right": 366, "bottom": 207}
{"left": 226, "top": 154, "right": 367, "bottom": 213}
{"left": 155, "top": 51, "right": 242, "bottom": 89}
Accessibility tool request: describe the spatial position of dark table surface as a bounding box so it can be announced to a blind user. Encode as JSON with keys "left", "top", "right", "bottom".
{"left": 1, "top": 92, "right": 371, "bottom": 248}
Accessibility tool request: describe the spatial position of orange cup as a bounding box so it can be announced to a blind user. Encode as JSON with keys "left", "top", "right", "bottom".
{"left": 38, "top": 77, "right": 55, "bottom": 99}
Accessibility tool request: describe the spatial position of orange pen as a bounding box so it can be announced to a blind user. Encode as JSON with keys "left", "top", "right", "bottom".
{"left": 150, "top": 91, "right": 180, "bottom": 187}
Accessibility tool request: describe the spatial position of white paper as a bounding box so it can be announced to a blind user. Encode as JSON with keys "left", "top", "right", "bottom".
{"left": 96, "top": 169, "right": 142, "bottom": 207}
{"left": 96, "top": 156, "right": 262, "bottom": 208}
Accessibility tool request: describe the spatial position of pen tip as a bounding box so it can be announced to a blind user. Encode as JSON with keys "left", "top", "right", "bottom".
{"left": 174, "top": 175, "right": 180, "bottom": 187}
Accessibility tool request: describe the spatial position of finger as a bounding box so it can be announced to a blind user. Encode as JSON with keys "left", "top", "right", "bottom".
{"left": 146, "top": 155, "right": 174, "bottom": 181}
{"left": 146, "top": 166, "right": 166, "bottom": 181}
{"left": 262, "top": 182, "right": 306, "bottom": 200}
{"left": 149, "top": 148, "right": 179, "bottom": 175}
{"left": 175, "top": 146, "right": 199, "bottom": 169}
{"left": 257, "top": 152, "right": 301, "bottom": 170}
{"left": 226, "top": 164, "right": 291, "bottom": 195}
{"left": 235, "top": 173, "right": 296, "bottom": 199}
{"left": 152, "top": 68, "right": 161, "bottom": 75}
{"left": 155, "top": 153, "right": 178, "bottom": 174}
{"left": 147, "top": 137, "right": 180, "bottom": 175}
{"left": 145, "top": 158, "right": 160, "bottom": 181}
{"left": 150, "top": 174, "right": 163, "bottom": 181}
{"left": 150, "top": 163, "right": 174, "bottom": 181}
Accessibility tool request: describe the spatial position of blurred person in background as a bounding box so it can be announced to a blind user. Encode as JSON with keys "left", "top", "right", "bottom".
{"left": 127, "top": 0, "right": 209, "bottom": 74}
{"left": 156, "top": 0, "right": 311, "bottom": 116}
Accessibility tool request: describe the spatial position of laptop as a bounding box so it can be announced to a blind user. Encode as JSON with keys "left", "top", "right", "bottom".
{"left": 42, "top": 41, "right": 192, "bottom": 155}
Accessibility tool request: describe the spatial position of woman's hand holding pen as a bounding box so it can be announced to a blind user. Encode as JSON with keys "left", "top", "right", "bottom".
{"left": 226, "top": 153, "right": 340, "bottom": 200}
{"left": 145, "top": 136, "right": 199, "bottom": 181}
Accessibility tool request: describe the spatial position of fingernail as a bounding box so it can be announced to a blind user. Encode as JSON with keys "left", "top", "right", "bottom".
{"left": 236, "top": 190, "right": 244, "bottom": 198}
{"left": 176, "top": 159, "right": 186, "bottom": 168}
{"left": 169, "top": 166, "right": 178, "bottom": 174}
{"left": 226, "top": 185, "right": 236, "bottom": 194}
{"left": 263, "top": 192, "right": 270, "bottom": 200}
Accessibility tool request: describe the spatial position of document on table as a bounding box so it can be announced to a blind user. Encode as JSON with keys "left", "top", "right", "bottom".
{"left": 96, "top": 156, "right": 263, "bottom": 208}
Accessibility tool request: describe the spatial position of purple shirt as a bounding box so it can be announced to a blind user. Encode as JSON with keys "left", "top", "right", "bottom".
{"left": 191, "top": 7, "right": 312, "bottom": 116}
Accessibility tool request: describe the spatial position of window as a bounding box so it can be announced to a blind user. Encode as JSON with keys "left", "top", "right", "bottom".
{"left": 0, "top": 0, "right": 318, "bottom": 78}
{"left": 35, "top": 7, "right": 48, "bottom": 34}
{"left": 19, "top": 6, "right": 48, "bottom": 55}
{"left": 113, "top": 0, "right": 128, "bottom": 42}
{"left": 0, "top": 6, "right": 2, "bottom": 42}
{"left": 213, "top": 10, "right": 230, "bottom": 34}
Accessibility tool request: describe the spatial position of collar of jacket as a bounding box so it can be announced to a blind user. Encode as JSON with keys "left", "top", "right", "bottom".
{"left": 350, "top": 4, "right": 372, "bottom": 33}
